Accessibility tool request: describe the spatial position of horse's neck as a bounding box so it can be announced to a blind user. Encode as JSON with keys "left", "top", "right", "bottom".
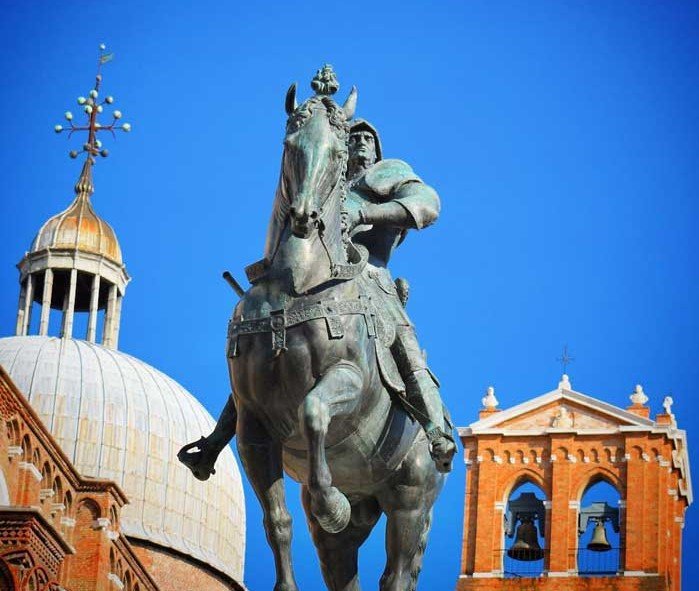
{"left": 271, "top": 189, "right": 347, "bottom": 295}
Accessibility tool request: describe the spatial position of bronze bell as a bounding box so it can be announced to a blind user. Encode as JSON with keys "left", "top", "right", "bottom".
{"left": 507, "top": 517, "right": 545, "bottom": 561}
{"left": 587, "top": 520, "right": 612, "bottom": 552}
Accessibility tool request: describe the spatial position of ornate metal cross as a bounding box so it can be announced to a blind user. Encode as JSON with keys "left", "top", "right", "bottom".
{"left": 557, "top": 344, "right": 575, "bottom": 374}
{"left": 54, "top": 44, "right": 131, "bottom": 161}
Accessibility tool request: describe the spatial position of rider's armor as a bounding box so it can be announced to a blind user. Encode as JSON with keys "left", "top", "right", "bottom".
{"left": 345, "top": 155, "right": 455, "bottom": 470}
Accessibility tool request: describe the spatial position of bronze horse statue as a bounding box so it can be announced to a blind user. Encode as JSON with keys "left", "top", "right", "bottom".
{"left": 180, "top": 78, "right": 447, "bottom": 591}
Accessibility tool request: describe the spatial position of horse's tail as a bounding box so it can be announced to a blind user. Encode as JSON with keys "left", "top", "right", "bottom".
{"left": 408, "top": 506, "right": 433, "bottom": 591}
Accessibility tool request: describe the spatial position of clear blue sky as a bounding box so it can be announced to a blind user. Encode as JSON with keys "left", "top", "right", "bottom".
{"left": 1, "top": 1, "right": 698, "bottom": 589}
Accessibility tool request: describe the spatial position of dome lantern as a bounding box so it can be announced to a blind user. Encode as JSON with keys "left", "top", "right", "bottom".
{"left": 15, "top": 45, "right": 131, "bottom": 348}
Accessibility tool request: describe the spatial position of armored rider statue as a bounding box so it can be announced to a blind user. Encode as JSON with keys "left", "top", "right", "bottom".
{"left": 344, "top": 119, "right": 456, "bottom": 472}
{"left": 178, "top": 118, "right": 456, "bottom": 481}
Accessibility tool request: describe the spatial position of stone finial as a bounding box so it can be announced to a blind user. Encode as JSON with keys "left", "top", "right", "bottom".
{"left": 663, "top": 396, "right": 674, "bottom": 416}
{"left": 558, "top": 374, "right": 572, "bottom": 390}
{"left": 481, "top": 386, "right": 499, "bottom": 409}
{"left": 630, "top": 384, "right": 648, "bottom": 406}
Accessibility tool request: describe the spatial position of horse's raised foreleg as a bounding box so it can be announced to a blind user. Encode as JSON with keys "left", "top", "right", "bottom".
{"left": 302, "top": 486, "right": 381, "bottom": 591}
{"left": 300, "top": 361, "right": 363, "bottom": 534}
{"left": 237, "top": 404, "right": 298, "bottom": 591}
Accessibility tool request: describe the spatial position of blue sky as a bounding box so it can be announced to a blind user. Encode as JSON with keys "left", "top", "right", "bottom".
{"left": 1, "top": 1, "right": 698, "bottom": 589}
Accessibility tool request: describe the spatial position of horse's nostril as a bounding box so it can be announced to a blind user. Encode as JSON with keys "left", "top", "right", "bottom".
{"left": 310, "top": 211, "right": 318, "bottom": 220}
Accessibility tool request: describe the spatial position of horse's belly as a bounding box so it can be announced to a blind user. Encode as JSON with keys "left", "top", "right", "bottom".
{"left": 282, "top": 396, "right": 422, "bottom": 494}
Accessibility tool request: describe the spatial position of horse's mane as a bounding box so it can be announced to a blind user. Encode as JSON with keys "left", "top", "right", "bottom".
{"left": 286, "top": 95, "right": 350, "bottom": 139}
{"left": 264, "top": 97, "right": 349, "bottom": 262}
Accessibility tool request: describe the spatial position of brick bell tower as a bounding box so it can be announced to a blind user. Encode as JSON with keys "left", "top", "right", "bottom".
{"left": 456, "top": 375, "right": 691, "bottom": 591}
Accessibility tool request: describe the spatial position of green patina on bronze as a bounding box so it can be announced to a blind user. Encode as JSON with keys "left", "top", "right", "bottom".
{"left": 179, "top": 66, "right": 455, "bottom": 591}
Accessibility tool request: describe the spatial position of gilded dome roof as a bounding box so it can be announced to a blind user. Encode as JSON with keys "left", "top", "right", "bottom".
{"left": 0, "top": 335, "right": 245, "bottom": 583}
{"left": 29, "top": 160, "right": 123, "bottom": 265}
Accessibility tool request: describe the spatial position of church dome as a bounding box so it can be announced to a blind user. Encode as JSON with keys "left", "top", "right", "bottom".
{"left": 28, "top": 160, "right": 123, "bottom": 265}
{"left": 0, "top": 335, "right": 245, "bottom": 584}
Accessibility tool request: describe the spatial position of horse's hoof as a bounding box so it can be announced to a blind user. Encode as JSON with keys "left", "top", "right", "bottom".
{"left": 312, "top": 487, "right": 351, "bottom": 534}
{"left": 178, "top": 437, "right": 217, "bottom": 481}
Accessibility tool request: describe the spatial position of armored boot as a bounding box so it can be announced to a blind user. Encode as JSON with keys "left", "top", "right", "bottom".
{"left": 392, "top": 325, "right": 456, "bottom": 472}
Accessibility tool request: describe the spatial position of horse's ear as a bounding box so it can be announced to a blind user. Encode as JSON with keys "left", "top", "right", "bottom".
{"left": 285, "top": 83, "right": 298, "bottom": 116}
{"left": 342, "top": 86, "right": 357, "bottom": 120}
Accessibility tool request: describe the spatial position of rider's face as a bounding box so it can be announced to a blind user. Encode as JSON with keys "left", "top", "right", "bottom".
{"left": 349, "top": 131, "right": 377, "bottom": 164}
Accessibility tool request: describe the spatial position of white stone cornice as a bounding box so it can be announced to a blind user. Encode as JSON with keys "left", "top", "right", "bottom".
{"left": 107, "top": 573, "right": 124, "bottom": 589}
{"left": 93, "top": 517, "right": 111, "bottom": 530}
{"left": 19, "top": 462, "right": 42, "bottom": 481}
{"left": 7, "top": 445, "right": 23, "bottom": 458}
{"left": 39, "top": 488, "right": 54, "bottom": 500}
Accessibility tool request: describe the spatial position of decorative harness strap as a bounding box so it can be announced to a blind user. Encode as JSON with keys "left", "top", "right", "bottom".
{"left": 228, "top": 295, "right": 377, "bottom": 356}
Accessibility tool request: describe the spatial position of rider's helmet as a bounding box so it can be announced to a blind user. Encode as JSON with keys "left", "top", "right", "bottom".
{"left": 349, "top": 118, "right": 382, "bottom": 162}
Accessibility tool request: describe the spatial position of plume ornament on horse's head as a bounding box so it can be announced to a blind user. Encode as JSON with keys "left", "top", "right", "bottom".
{"left": 284, "top": 64, "right": 357, "bottom": 120}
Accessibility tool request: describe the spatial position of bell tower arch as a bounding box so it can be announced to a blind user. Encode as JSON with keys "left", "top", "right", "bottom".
{"left": 457, "top": 376, "right": 691, "bottom": 591}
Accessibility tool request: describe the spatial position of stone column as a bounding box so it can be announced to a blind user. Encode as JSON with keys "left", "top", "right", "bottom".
{"left": 102, "top": 283, "right": 117, "bottom": 348}
{"left": 112, "top": 294, "right": 123, "bottom": 349}
{"left": 61, "top": 269, "right": 78, "bottom": 339}
{"left": 22, "top": 274, "right": 34, "bottom": 335}
{"left": 15, "top": 275, "right": 34, "bottom": 336}
{"left": 86, "top": 274, "right": 101, "bottom": 343}
{"left": 39, "top": 269, "right": 54, "bottom": 336}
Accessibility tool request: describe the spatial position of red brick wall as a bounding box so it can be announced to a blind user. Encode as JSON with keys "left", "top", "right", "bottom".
{"left": 458, "top": 401, "right": 688, "bottom": 591}
{"left": 131, "top": 542, "right": 242, "bottom": 591}
{"left": 457, "top": 574, "right": 667, "bottom": 591}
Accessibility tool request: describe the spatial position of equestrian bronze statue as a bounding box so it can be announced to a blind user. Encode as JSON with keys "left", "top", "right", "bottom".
{"left": 179, "top": 65, "right": 455, "bottom": 591}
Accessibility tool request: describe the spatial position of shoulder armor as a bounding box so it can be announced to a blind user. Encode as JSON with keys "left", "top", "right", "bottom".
{"left": 363, "top": 159, "right": 421, "bottom": 197}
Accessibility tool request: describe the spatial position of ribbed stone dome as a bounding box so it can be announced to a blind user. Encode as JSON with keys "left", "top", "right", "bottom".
{"left": 0, "top": 335, "right": 245, "bottom": 583}
{"left": 29, "top": 160, "right": 123, "bottom": 265}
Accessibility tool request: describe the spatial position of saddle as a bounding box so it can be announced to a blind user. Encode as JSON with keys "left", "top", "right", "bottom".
{"left": 226, "top": 291, "right": 407, "bottom": 399}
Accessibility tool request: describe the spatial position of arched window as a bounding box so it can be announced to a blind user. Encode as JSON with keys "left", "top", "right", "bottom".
{"left": 0, "top": 559, "right": 13, "bottom": 591}
{"left": 21, "top": 435, "right": 31, "bottom": 461}
{"left": 577, "top": 478, "right": 621, "bottom": 575}
{"left": 503, "top": 480, "right": 547, "bottom": 577}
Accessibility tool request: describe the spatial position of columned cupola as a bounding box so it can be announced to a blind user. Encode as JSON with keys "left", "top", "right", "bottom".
{"left": 14, "top": 45, "right": 131, "bottom": 348}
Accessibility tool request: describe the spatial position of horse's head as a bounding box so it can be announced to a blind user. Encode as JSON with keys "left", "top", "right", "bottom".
{"left": 282, "top": 82, "right": 357, "bottom": 239}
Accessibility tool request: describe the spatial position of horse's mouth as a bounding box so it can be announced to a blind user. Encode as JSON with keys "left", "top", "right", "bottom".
{"left": 291, "top": 220, "right": 313, "bottom": 238}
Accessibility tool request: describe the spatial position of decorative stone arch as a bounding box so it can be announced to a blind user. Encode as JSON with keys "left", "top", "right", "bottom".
{"left": 76, "top": 496, "right": 102, "bottom": 520}
{"left": 21, "top": 434, "right": 31, "bottom": 461}
{"left": 5, "top": 418, "right": 20, "bottom": 447}
{"left": 553, "top": 446, "right": 568, "bottom": 461}
{"left": 64, "top": 490, "right": 73, "bottom": 517}
{"left": 40, "top": 461, "right": 52, "bottom": 488}
{"left": 499, "top": 469, "right": 548, "bottom": 505}
{"left": 573, "top": 466, "right": 624, "bottom": 501}
{"left": 629, "top": 445, "right": 644, "bottom": 460}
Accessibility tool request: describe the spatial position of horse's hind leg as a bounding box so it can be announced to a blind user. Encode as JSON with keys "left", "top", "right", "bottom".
{"left": 377, "top": 442, "right": 443, "bottom": 591}
{"left": 300, "top": 361, "right": 363, "bottom": 534}
{"left": 302, "top": 486, "right": 381, "bottom": 591}
{"left": 237, "top": 404, "right": 298, "bottom": 591}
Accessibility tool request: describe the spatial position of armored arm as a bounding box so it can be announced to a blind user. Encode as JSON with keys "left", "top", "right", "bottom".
{"left": 357, "top": 159, "right": 440, "bottom": 230}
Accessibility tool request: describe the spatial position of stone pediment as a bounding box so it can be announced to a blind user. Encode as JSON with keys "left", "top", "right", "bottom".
{"left": 462, "top": 377, "right": 656, "bottom": 436}
{"left": 498, "top": 399, "right": 626, "bottom": 432}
